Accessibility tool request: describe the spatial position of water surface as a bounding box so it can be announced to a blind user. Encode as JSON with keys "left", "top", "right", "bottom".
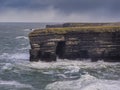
{"left": 0, "top": 22, "right": 120, "bottom": 90}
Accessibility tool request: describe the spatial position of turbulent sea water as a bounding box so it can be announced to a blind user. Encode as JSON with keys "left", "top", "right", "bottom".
{"left": 0, "top": 22, "right": 120, "bottom": 90}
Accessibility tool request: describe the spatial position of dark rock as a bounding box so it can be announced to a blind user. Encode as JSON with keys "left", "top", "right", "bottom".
{"left": 29, "top": 23, "right": 120, "bottom": 62}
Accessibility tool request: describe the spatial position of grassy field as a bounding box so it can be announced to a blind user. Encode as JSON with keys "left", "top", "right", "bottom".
{"left": 29, "top": 23, "right": 120, "bottom": 36}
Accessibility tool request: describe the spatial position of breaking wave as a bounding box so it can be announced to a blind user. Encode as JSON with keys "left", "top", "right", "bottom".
{"left": 24, "top": 28, "right": 38, "bottom": 32}
{"left": 0, "top": 53, "right": 29, "bottom": 60}
{"left": 29, "top": 59, "right": 119, "bottom": 69}
{"left": 46, "top": 73, "right": 120, "bottom": 90}
{"left": 0, "top": 80, "right": 33, "bottom": 89}
{"left": 15, "top": 36, "right": 28, "bottom": 40}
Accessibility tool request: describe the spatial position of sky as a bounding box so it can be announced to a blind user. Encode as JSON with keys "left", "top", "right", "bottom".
{"left": 0, "top": 0, "right": 120, "bottom": 22}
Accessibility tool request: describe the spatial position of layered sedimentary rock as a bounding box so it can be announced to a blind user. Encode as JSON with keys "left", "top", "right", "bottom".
{"left": 29, "top": 23, "right": 120, "bottom": 62}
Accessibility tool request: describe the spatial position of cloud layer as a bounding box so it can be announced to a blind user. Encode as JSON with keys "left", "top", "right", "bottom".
{"left": 0, "top": 0, "right": 120, "bottom": 22}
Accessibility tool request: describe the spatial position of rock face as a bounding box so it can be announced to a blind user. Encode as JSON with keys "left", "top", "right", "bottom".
{"left": 29, "top": 23, "right": 120, "bottom": 62}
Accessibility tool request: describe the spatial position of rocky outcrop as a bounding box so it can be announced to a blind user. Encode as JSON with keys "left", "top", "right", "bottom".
{"left": 29, "top": 23, "right": 120, "bottom": 62}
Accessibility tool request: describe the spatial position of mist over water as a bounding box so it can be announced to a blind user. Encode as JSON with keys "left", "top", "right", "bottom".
{"left": 0, "top": 23, "right": 120, "bottom": 90}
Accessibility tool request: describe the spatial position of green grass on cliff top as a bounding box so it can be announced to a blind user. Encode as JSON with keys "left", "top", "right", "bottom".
{"left": 29, "top": 26, "right": 120, "bottom": 36}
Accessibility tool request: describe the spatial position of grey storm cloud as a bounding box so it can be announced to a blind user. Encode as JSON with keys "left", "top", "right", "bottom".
{"left": 0, "top": 0, "right": 120, "bottom": 22}
{"left": 0, "top": 0, "right": 120, "bottom": 14}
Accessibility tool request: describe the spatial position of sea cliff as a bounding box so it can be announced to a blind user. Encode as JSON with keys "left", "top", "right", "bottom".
{"left": 29, "top": 23, "right": 120, "bottom": 62}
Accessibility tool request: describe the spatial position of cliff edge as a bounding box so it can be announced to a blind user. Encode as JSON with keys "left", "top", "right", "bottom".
{"left": 29, "top": 23, "right": 120, "bottom": 62}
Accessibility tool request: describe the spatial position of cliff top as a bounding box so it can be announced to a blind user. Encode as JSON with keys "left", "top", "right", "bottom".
{"left": 46, "top": 22, "right": 120, "bottom": 28}
{"left": 29, "top": 23, "right": 120, "bottom": 37}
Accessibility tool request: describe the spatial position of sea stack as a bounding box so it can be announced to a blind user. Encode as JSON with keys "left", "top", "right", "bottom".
{"left": 29, "top": 23, "right": 120, "bottom": 62}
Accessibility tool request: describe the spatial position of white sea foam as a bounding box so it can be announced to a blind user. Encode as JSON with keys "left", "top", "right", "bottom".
{"left": 46, "top": 73, "right": 120, "bottom": 90}
{"left": 0, "top": 80, "right": 33, "bottom": 89}
{"left": 1, "top": 63, "right": 13, "bottom": 71}
{"left": 29, "top": 59, "right": 119, "bottom": 69}
{"left": 0, "top": 53, "right": 29, "bottom": 60}
{"left": 24, "top": 28, "right": 38, "bottom": 32}
{"left": 15, "top": 36, "right": 28, "bottom": 40}
{"left": 10, "top": 53, "right": 29, "bottom": 60}
{"left": 18, "top": 45, "right": 30, "bottom": 50}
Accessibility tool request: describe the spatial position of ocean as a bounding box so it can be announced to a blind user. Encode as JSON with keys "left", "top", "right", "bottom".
{"left": 0, "top": 22, "right": 120, "bottom": 90}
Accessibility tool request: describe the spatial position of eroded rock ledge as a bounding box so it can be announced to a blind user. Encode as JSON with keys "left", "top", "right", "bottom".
{"left": 29, "top": 23, "right": 120, "bottom": 62}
